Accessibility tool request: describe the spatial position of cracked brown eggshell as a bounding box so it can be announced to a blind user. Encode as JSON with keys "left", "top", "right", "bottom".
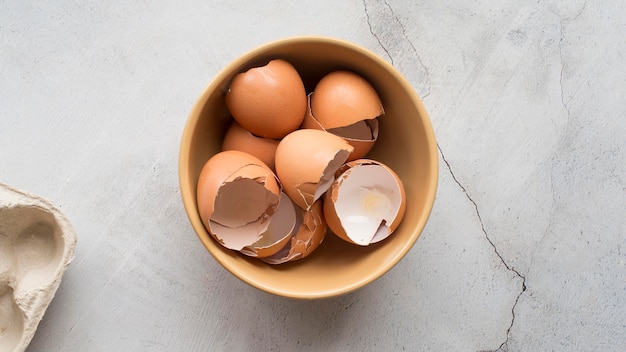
{"left": 275, "top": 129, "right": 353, "bottom": 211}
{"left": 197, "top": 150, "right": 281, "bottom": 251}
{"left": 324, "top": 159, "right": 406, "bottom": 246}
{"left": 302, "top": 93, "right": 379, "bottom": 161}
{"left": 225, "top": 59, "right": 307, "bottom": 139}
{"left": 307, "top": 70, "right": 383, "bottom": 161}
{"left": 240, "top": 192, "right": 297, "bottom": 258}
{"left": 222, "top": 121, "right": 280, "bottom": 171}
{"left": 310, "top": 70, "right": 384, "bottom": 128}
{"left": 260, "top": 199, "right": 327, "bottom": 265}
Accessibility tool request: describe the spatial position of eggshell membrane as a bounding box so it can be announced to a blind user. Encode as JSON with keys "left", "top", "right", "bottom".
{"left": 324, "top": 159, "right": 406, "bottom": 246}
{"left": 260, "top": 199, "right": 327, "bottom": 265}
{"left": 225, "top": 59, "right": 307, "bottom": 139}
{"left": 240, "top": 192, "right": 297, "bottom": 258}
{"left": 197, "top": 150, "right": 281, "bottom": 251}
{"left": 222, "top": 121, "right": 279, "bottom": 171}
{"left": 309, "top": 70, "right": 384, "bottom": 129}
{"left": 275, "top": 129, "right": 353, "bottom": 210}
{"left": 302, "top": 95, "right": 378, "bottom": 161}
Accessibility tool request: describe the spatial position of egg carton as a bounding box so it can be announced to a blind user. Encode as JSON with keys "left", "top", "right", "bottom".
{"left": 0, "top": 183, "right": 77, "bottom": 352}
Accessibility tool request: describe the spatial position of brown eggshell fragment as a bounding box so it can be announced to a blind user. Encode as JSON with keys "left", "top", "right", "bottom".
{"left": 260, "top": 199, "right": 327, "bottom": 265}
{"left": 324, "top": 159, "right": 406, "bottom": 246}
{"left": 302, "top": 94, "right": 378, "bottom": 161}
{"left": 222, "top": 121, "right": 280, "bottom": 171}
{"left": 240, "top": 193, "right": 297, "bottom": 258}
{"left": 225, "top": 59, "right": 307, "bottom": 139}
{"left": 275, "top": 129, "right": 354, "bottom": 211}
{"left": 197, "top": 150, "right": 281, "bottom": 251}
{"left": 309, "top": 70, "right": 384, "bottom": 129}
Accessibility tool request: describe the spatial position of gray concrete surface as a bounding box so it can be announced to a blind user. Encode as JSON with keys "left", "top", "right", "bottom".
{"left": 1, "top": 1, "right": 625, "bottom": 351}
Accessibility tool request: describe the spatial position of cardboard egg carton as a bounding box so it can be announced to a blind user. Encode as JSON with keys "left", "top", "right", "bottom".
{"left": 0, "top": 183, "right": 77, "bottom": 352}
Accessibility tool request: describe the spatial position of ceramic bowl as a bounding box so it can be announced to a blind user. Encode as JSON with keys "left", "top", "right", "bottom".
{"left": 178, "top": 36, "right": 438, "bottom": 299}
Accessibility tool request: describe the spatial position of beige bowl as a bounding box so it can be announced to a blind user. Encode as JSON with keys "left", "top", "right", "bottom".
{"left": 179, "top": 36, "right": 438, "bottom": 299}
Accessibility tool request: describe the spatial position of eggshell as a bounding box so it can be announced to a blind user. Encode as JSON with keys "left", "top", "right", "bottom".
{"left": 260, "top": 199, "right": 327, "bottom": 265}
{"left": 197, "top": 150, "right": 281, "bottom": 250}
{"left": 275, "top": 129, "right": 354, "bottom": 210}
{"left": 225, "top": 59, "right": 307, "bottom": 139}
{"left": 309, "top": 70, "right": 384, "bottom": 129}
{"left": 222, "top": 121, "right": 279, "bottom": 171}
{"left": 302, "top": 94, "right": 379, "bottom": 161}
{"left": 240, "top": 193, "right": 297, "bottom": 258}
{"left": 324, "top": 159, "right": 406, "bottom": 246}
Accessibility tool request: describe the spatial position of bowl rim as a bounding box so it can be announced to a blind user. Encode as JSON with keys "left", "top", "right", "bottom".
{"left": 178, "top": 35, "right": 439, "bottom": 299}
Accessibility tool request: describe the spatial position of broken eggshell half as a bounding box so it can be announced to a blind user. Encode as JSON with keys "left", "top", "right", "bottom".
{"left": 225, "top": 58, "right": 307, "bottom": 139}
{"left": 302, "top": 94, "right": 379, "bottom": 161}
{"left": 221, "top": 121, "right": 280, "bottom": 172}
{"left": 240, "top": 192, "right": 297, "bottom": 258}
{"left": 275, "top": 129, "right": 354, "bottom": 211}
{"left": 0, "top": 183, "right": 77, "bottom": 352}
{"left": 196, "top": 150, "right": 281, "bottom": 251}
{"left": 324, "top": 159, "right": 406, "bottom": 246}
{"left": 260, "top": 199, "right": 327, "bottom": 265}
{"left": 305, "top": 70, "right": 384, "bottom": 161}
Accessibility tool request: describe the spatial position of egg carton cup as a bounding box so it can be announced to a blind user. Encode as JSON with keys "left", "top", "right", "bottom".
{"left": 0, "top": 183, "right": 77, "bottom": 352}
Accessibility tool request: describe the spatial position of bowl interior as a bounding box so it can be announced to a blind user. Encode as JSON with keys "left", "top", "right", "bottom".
{"left": 179, "top": 37, "right": 438, "bottom": 299}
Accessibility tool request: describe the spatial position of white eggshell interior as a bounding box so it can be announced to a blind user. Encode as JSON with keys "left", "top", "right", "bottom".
{"left": 241, "top": 193, "right": 297, "bottom": 258}
{"left": 210, "top": 178, "right": 279, "bottom": 250}
{"left": 259, "top": 204, "right": 304, "bottom": 263}
{"left": 333, "top": 164, "right": 403, "bottom": 245}
{"left": 313, "top": 150, "right": 351, "bottom": 202}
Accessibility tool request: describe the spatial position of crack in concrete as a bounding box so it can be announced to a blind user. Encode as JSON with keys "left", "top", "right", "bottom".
{"left": 511, "top": 6, "right": 587, "bottom": 350}
{"left": 558, "top": 15, "right": 572, "bottom": 141}
{"left": 363, "top": 0, "right": 393, "bottom": 65}
{"left": 528, "top": 2, "right": 588, "bottom": 280}
{"left": 438, "top": 144, "right": 526, "bottom": 352}
{"left": 362, "top": 0, "right": 431, "bottom": 98}
{"left": 531, "top": 2, "right": 588, "bottom": 272}
{"left": 556, "top": 2, "right": 585, "bottom": 139}
{"left": 364, "top": 1, "right": 533, "bottom": 347}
